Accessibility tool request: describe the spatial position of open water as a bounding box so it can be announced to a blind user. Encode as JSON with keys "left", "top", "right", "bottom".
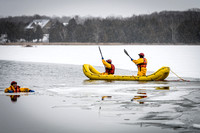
{"left": 0, "top": 45, "right": 200, "bottom": 133}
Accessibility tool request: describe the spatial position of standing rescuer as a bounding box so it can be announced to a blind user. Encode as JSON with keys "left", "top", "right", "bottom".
{"left": 101, "top": 58, "right": 115, "bottom": 75}
{"left": 4, "top": 81, "right": 35, "bottom": 93}
{"left": 131, "top": 53, "right": 147, "bottom": 76}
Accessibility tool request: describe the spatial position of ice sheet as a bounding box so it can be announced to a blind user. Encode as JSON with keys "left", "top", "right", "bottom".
{"left": 0, "top": 45, "right": 200, "bottom": 78}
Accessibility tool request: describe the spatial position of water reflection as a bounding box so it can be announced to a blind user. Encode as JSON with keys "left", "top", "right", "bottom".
{"left": 6, "top": 93, "right": 31, "bottom": 103}
{"left": 102, "top": 96, "right": 112, "bottom": 100}
{"left": 83, "top": 79, "right": 97, "bottom": 83}
{"left": 131, "top": 87, "right": 170, "bottom": 104}
{"left": 7, "top": 95, "right": 20, "bottom": 102}
{"left": 155, "top": 86, "right": 170, "bottom": 90}
{"left": 83, "top": 79, "right": 115, "bottom": 84}
{"left": 131, "top": 89, "right": 148, "bottom": 104}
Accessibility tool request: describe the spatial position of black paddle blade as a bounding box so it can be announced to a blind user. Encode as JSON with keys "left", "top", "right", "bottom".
{"left": 124, "top": 49, "right": 129, "bottom": 56}
{"left": 124, "top": 49, "right": 132, "bottom": 59}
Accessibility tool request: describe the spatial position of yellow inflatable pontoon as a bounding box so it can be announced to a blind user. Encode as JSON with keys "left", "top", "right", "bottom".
{"left": 83, "top": 64, "right": 170, "bottom": 81}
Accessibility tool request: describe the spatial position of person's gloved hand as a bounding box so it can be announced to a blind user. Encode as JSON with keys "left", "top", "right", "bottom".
{"left": 131, "top": 58, "right": 133, "bottom": 61}
{"left": 102, "top": 57, "right": 104, "bottom": 60}
{"left": 29, "top": 90, "right": 35, "bottom": 92}
{"left": 8, "top": 90, "right": 14, "bottom": 93}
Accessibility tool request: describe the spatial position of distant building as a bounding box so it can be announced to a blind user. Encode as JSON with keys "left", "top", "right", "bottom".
{"left": 25, "top": 19, "right": 51, "bottom": 34}
{"left": 0, "top": 34, "right": 8, "bottom": 44}
{"left": 63, "top": 22, "right": 68, "bottom": 26}
{"left": 25, "top": 19, "right": 51, "bottom": 42}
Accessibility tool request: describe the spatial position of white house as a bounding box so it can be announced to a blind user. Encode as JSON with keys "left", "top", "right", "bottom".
{"left": 25, "top": 19, "right": 51, "bottom": 42}
{"left": 0, "top": 34, "right": 8, "bottom": 44}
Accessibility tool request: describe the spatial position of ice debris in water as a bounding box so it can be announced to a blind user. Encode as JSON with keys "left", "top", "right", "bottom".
{"left": 193, "top": 124, "right": 200, "bottom": 129}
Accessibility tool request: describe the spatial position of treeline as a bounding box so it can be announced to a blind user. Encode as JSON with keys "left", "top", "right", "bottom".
{"left": 1, "top": 9, "right": 200, "bottom": 43}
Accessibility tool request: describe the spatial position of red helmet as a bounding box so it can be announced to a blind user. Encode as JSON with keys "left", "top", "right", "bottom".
{"left": 138, "top": 53, "right": 144, "bottom": 57}
{"left": 106, "top": 59, "right": 112, "bottom": 63}
{"left": 11, "top": 81, "right": 17, "bottom": 85}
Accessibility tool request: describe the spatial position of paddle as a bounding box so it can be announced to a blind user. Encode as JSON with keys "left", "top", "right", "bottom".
{"left": 124, "top": 49, "right": 133, "bottom": 60}
{"left": 98, "top": 46, "right": 104, "bottom": 59}
{"left": 124, "top": 49, "right": 137, "bottom": 79}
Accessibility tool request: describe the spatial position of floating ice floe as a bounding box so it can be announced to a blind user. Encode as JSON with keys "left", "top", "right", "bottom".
{"left": 193, "top": 124, "right": 200, "bottom": 129}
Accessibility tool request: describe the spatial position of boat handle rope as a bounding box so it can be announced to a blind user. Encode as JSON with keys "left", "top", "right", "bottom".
{"left": 170, "top": 69, "right": 189, "bottom": 82}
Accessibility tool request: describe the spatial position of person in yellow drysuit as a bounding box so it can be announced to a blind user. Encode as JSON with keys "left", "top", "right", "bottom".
{"left": 4, "top": 81, "right": 35, "bottom": 93}
{"left": 131, "top": 53, "right": 147, "bottom": 76}
{"left": 101, "top": 58, "right": 115, "bottom": 75}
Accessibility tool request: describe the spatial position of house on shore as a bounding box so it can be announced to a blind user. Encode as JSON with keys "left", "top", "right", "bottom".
{"left": 0, "top": 34, "right": 8, "bottom": 44}
{"left": 25, "top": 19, "right": 51, "bottom": 42}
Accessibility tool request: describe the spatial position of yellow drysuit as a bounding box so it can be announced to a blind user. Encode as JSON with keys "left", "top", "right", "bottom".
{"left": 132, "top": 58, "right": 147, "bottom": 76}
{"left": 4, "top": 85, "right": 31, "bottom": 93}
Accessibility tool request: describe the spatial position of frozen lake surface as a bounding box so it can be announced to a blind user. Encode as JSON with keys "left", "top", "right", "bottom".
{"left": 0, "top": 45, "right": 200, "bottom": 133}
{"left": 0, "top": 45, "right": 200, "bottom": 78}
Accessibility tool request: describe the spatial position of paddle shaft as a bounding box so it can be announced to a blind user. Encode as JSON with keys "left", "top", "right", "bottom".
{"left": 124, "top": 49, "right": 138, "bottom": 68}
{"left": 99, "top": 46, "right": 104, "bottom": 59}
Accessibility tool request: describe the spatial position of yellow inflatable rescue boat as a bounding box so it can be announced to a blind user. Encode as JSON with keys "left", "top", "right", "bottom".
{"left": 83, "top": 64, "right": 170, "bottom": 81}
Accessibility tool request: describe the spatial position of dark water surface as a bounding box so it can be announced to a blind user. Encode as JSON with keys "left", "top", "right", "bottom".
{"left": 0, "top": 60, "right": 200, "bottom": 133}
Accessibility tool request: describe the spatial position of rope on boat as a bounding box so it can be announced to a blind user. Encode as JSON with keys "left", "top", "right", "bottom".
{"left": 170, "top": 69, "right": 189, "bottom": 82}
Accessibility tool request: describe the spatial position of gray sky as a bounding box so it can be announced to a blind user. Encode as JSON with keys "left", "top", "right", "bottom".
{"left": 0, "top": 0, "right": 200, "bottom": 17}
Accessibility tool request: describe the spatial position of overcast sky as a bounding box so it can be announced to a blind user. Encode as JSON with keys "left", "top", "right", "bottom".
{"left": 0, "top": 0, "right": 200, "bottom": 17}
